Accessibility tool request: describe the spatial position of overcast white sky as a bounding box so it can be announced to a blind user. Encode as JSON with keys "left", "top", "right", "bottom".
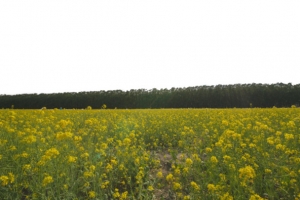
{"left": 1, "top": 0, "right": 299, "bottom": 95}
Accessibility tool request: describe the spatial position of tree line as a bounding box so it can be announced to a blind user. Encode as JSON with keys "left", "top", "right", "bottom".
{"left": 1, "top": 83, "right": 299, "bottom": 109}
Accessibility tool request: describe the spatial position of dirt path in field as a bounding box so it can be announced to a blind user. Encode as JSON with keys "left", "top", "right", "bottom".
{"left": 151, "top": 150, "right": 187, "bottom": 199}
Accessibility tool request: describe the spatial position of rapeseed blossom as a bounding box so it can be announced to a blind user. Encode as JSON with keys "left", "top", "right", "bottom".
{"left": 185, "top": 158, "right": 193, "bottom": 166}
{"left": 210, "top": 156, "right": 218, "bottom": 164}
{"left": 207, "top": 184, "right": 217, "bottom": 192}
{"left": 0, "top": 175, "right": 9, "bottom": 186}
{"left": 220, "top": 192, "right": 233, "bottom": 200}
{"left": 173, "top": 182, "right": 182, "bottom": 190}
{"left": 113, "top": 189, "right": 120, "bottom": 198}
{"left": 42, "top": 175, "right": 53, "bottom": 187}
{"left": 239, "top": 165, "right": 256, "bottom": 186}
{"left": 190, "top": 181, "right": 200, "bottom": 191}
{"left": 45, "top": 148, "right": 60, "bottom": 158}
{"left": 0, "top": 108, "right": 299, "bottom": 199}
{"left": 88, "top": 191, "right": 96, "bottom": 198}
{"left": 67, "top": 156, "right": 77, "bottom": 163}
{"left": 249, "top": 194, "right": 264, "bottom": 200}
{"left": 166, "top": 173, "right": 174, "bottom": 182}
{"left": 156, "top": 171, "right": 163, "bottom": 179}
{"left": 147, "top": 185, "right": 154, "bottom": 191}
{"left": 23, "top": 164, "right": 31, "bottom": 171}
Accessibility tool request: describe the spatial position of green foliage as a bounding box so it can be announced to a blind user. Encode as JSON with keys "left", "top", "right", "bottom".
{"left": 0, "top": 83, "right": 300, "bottom": 109}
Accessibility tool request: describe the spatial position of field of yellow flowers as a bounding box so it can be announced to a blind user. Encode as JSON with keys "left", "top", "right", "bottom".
{"left": 0, "top": 108, "right": 299, "bottom": 199}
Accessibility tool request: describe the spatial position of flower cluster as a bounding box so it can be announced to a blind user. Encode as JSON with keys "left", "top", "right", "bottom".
{"left": 0, "top": 108, "right": 299, "bottom": 199}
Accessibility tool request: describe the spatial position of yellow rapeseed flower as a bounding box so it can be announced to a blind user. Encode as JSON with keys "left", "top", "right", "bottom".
{"left": 190, "top": 181, "right": 200, "bottom": 191}
{"left": 220, "top": 192, "right": 233, "bottom": 200}
{"left": 100, "top": 180, "right": 109, "bottom": 189}
{"left": 88, "top": 191, "right": 96, "bottom": 198}
{"left": 23, "top": 164, "right": 31, "bottom": 171}
{"left": 42, "top": 175, "right": 53, "bottom": 187}
{"left": 0, "top": 176, "right": 9, "bottom": 186}
{"left": 113, "top": 189, "right": 120, "bottom": 198}
{"left": 166, "top": 173, "right": 174, "bottom": 182}
{"left": 265, "top": 169, "right": 272, "bottom": 174}
{"left": 147, "top": 185, "right": 154, "bottom": 191}
{"left": 106, "top": 163, "right": 113, "bottom": 172}
{"left": 81, "top": 152, "right": 89, "bottom": 159}
{"left": 45, "top": 148, "right": 60, "bottom": 158}
{"left": 173, "top": 182, "right": 182, "bottom": 190}
{"left": 156, "top": 171, "right": 163, "bottom": 179}
{"left": 284, "top": 133, "right": 294, "bottom": 140}
{"left": 205, "top": 147, "right": 212, "bottom": 153}
{"left": 68, "top": 156, "right": 77, "bottom": 163}
{"left": 174, "top": 167, "right": 181, "bottom": 176}
{"left": 120, "top": 191, "right": 128, "bottom": 200}
{"left": 83, "top": 171, "right": 94, "bottom": 178}
{"left": 22, "top": 135, "right": 37, "bottom": 143}
{"left": 249, "top": 194, "right": 264, "bottom": 200}
{"left": 239, "top": 165, "right": 255, "bottom": 185}
{"left": 223, "top": 155, "right": 231, "bottom": 162}
{"left": 9, "top": 145, "right": 17, "bottom": 151}
{"left": 185, "top": 158, "right": 193, "bottom": 166}
{"left": 21, "top": 152, "right": 29, "bottom": 158}
{"left": 207, "top": 184, "right": 217, "bottom": 192}
{"left": 183, "top": 195, "right": 191, "bottom": 200}
{"left": 210, "top": 156, "right": 218, "bottom": 164}
{"left": 183, "top": 167, "right": 189, "bottom": 174}
{"left": 123, "top": 138, "right": 131, "bottom": 146}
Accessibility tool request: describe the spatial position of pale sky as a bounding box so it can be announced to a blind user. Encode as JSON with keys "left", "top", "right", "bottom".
{"left": 1, "top": 0, "right": 299, "bottom": 95}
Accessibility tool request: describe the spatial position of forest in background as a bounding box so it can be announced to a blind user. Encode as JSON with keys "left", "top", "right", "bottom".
{"left": 1, "top": 83, "right": 299, "bottom": 109}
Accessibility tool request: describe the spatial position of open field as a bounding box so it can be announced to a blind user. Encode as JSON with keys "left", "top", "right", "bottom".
{"left": 0, "top": 108, "right": 299, "bottom": 199}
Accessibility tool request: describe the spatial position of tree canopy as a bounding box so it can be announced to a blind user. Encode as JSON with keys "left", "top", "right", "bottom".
{"left": 1, "top": 83, "right": 299, "bottom": 109}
